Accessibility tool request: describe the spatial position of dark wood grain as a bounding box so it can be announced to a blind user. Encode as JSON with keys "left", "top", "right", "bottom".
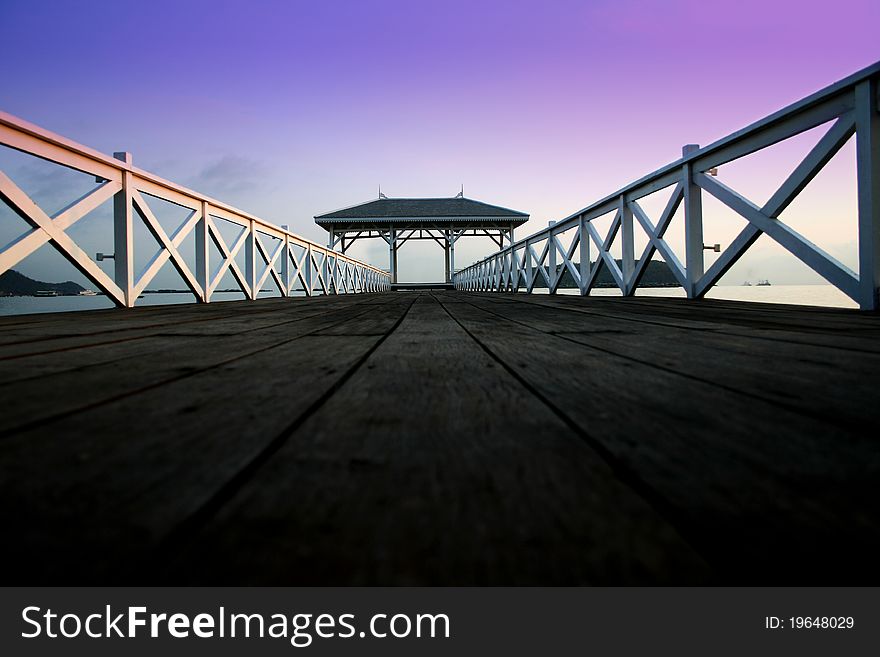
{"left": 0, "top": 291, "right": 876, "bottom": 584}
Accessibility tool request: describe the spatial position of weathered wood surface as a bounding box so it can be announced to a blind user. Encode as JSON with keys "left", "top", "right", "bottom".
{"left": 0, "top": 291, "right": 877, "bottom": 584}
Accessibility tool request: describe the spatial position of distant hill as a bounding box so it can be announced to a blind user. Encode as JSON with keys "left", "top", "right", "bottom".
{"left": 0, "top": 270, "right": 86, "bottom": 296}
{"left": 531, "top": 259, "right": 679, "bottom": 289}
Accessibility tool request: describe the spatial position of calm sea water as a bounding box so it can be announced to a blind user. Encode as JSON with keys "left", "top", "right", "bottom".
{"left": 0, "top": 284, "right": 858, "bottom": 317}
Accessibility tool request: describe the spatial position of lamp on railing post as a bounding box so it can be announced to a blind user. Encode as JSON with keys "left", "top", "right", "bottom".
{"left": 682, "top": 144, "right": 704, "bottom": 299}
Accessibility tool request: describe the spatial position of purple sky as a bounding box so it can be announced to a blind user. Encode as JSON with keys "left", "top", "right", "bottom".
{"left": 1, "top": 0, "right": 879, "bottom": 287}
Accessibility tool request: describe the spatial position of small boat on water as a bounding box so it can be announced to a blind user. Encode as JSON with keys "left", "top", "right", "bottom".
{"left": 743, "top": 281, "right": 752, "bottom": 286}
{"left": 78, "top": 289, "right": 98, "bottom": 296}
{"left": 34, "top": 290, "right": 59, "bottom": 297}
{"left": 757, "top": 279, "right": 771, "bottom": 286}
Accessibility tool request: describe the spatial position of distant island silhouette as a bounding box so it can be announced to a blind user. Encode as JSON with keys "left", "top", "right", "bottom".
{"left": 0, "top": 271, "right": 268, "bottom": 297}
{"left": 0, "top": 270, "right": 86, "bottom": 296}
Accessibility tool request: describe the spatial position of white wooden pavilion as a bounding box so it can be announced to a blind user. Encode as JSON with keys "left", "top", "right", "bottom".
{"left": 315, "top": 194, "right": 529, "bottom": 284}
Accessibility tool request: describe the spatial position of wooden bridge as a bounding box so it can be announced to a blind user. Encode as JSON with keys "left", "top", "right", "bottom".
{"left": 1, "top": 62, "right": 879, "bottom": 585}
{"left": 1, "top": 291, "right": 878, "bottom": 584}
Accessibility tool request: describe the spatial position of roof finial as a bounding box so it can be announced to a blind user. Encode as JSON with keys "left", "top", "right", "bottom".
{"left": 456, "top": 184, "right": 463, "bottom": 199}
{"left": 378, "top": 184, "right": 387, "bottom": 200}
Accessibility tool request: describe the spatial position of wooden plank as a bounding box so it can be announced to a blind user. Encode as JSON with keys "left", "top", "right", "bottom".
{"left": 432, "top": 293, "right": 880, "bottom": 583}
{"left": 452, "top": 294, "right": 880, "bottom": 429}
{"left": 503, "top": 293, "right": 880, "bottom": 333}
{"left": 0, "top": 298, "right": 394, "bottom": 433}
{"left": 0, "top": 294, "right": 374, "bottom": 355}
{"left": 0, "top": 295, "right": 413, "bottom": 582}
{"left": 0, "top": 290, "right": 877, "bottom": 585}
{"left": 494, "top": 294, "right": 880, "bottom": 352}
{"left": 159, "top": 294, "right": 710, "bottom": 585}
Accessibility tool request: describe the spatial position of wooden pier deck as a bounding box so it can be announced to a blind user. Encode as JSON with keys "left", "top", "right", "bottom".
{"left": 1, "top": 291, "right": 878, "bottom": 585}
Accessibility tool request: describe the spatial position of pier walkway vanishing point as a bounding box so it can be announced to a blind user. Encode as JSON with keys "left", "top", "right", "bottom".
{"left": 1, "top": 61, "right": 879, "bottom": 585}
{"left": 1, "top": 291, "right": 878, "bottom": 584}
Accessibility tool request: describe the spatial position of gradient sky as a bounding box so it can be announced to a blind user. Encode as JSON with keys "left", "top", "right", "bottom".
{"left": 1, "top": 0, "right": 879, "bottom": 289}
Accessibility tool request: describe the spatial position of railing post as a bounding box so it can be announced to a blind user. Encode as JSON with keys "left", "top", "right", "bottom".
{"left": 548, "top": 221, "right": 557, "bottom": 294}
{"left": 855, "top": 78, "right": 880, "bottom": 310}
{"left": 245, "top": 219, "right": 256, "bottom": 299}
{"left": 682, "top": 144, "right": 704, "bottom": 298}
{"left": 526, "top": 240, "right": 533, "bottom": 291}
{"left": 510, "top": 246, "right": 518, "bottom": 291}
{"left": 112, "top": 151, "right": 134, "bottom": 307}
{"left": 197, "top": 200, "right": 210, "bottom": 302}
{"left": 304, "top": 243, "right": 312, "bottom": 296}
{"left": 506, "top": 247, "right": 513, "bottom": 290}
{"left": 281, "top": 226, "right": 290, "bottom": 297}
{"left": 620, "top": 194, "right": 635, "bottom": 295}
{"left": 579, "top": 216, "right": 590, "bottom": 296}
{"left": 499, "top": 251, "right": 506, "bottom": 291}
{"left": 498, "top": 251, "right": 510, "bottom": 292}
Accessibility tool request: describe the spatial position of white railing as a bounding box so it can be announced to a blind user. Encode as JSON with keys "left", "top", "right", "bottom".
{"left": 0, "top": 111, "right": 390, "bottom": 307}
{"left": 454, "top": 61, "right": 880, "bottom": 310}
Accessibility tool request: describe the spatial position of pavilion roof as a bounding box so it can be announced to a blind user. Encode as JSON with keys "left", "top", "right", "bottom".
{"left": 315, "top": 196, "right": 529, "bottom": 226}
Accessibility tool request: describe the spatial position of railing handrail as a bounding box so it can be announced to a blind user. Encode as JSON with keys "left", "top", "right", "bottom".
{"left": 0, "top": 109, "right": 388, "bottom": 277}
{"left": 455, "top": 60, "right": 880, "bottom": 310}
{"left": 556, "top": 60, "right": 880, "bottom": 228}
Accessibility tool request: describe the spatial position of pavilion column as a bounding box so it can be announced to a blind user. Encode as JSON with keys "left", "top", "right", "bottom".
{"left": 449, "top": 232, "right": 456, "bottom": 283}
{"left": 389, "top": 228, "right": 398, "bottom": 284}
{"left": 444, "top": 232, "right": 451, "bottom": 283}
{"left": 328, "top": 227, "right": 335, "bottom": 249}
